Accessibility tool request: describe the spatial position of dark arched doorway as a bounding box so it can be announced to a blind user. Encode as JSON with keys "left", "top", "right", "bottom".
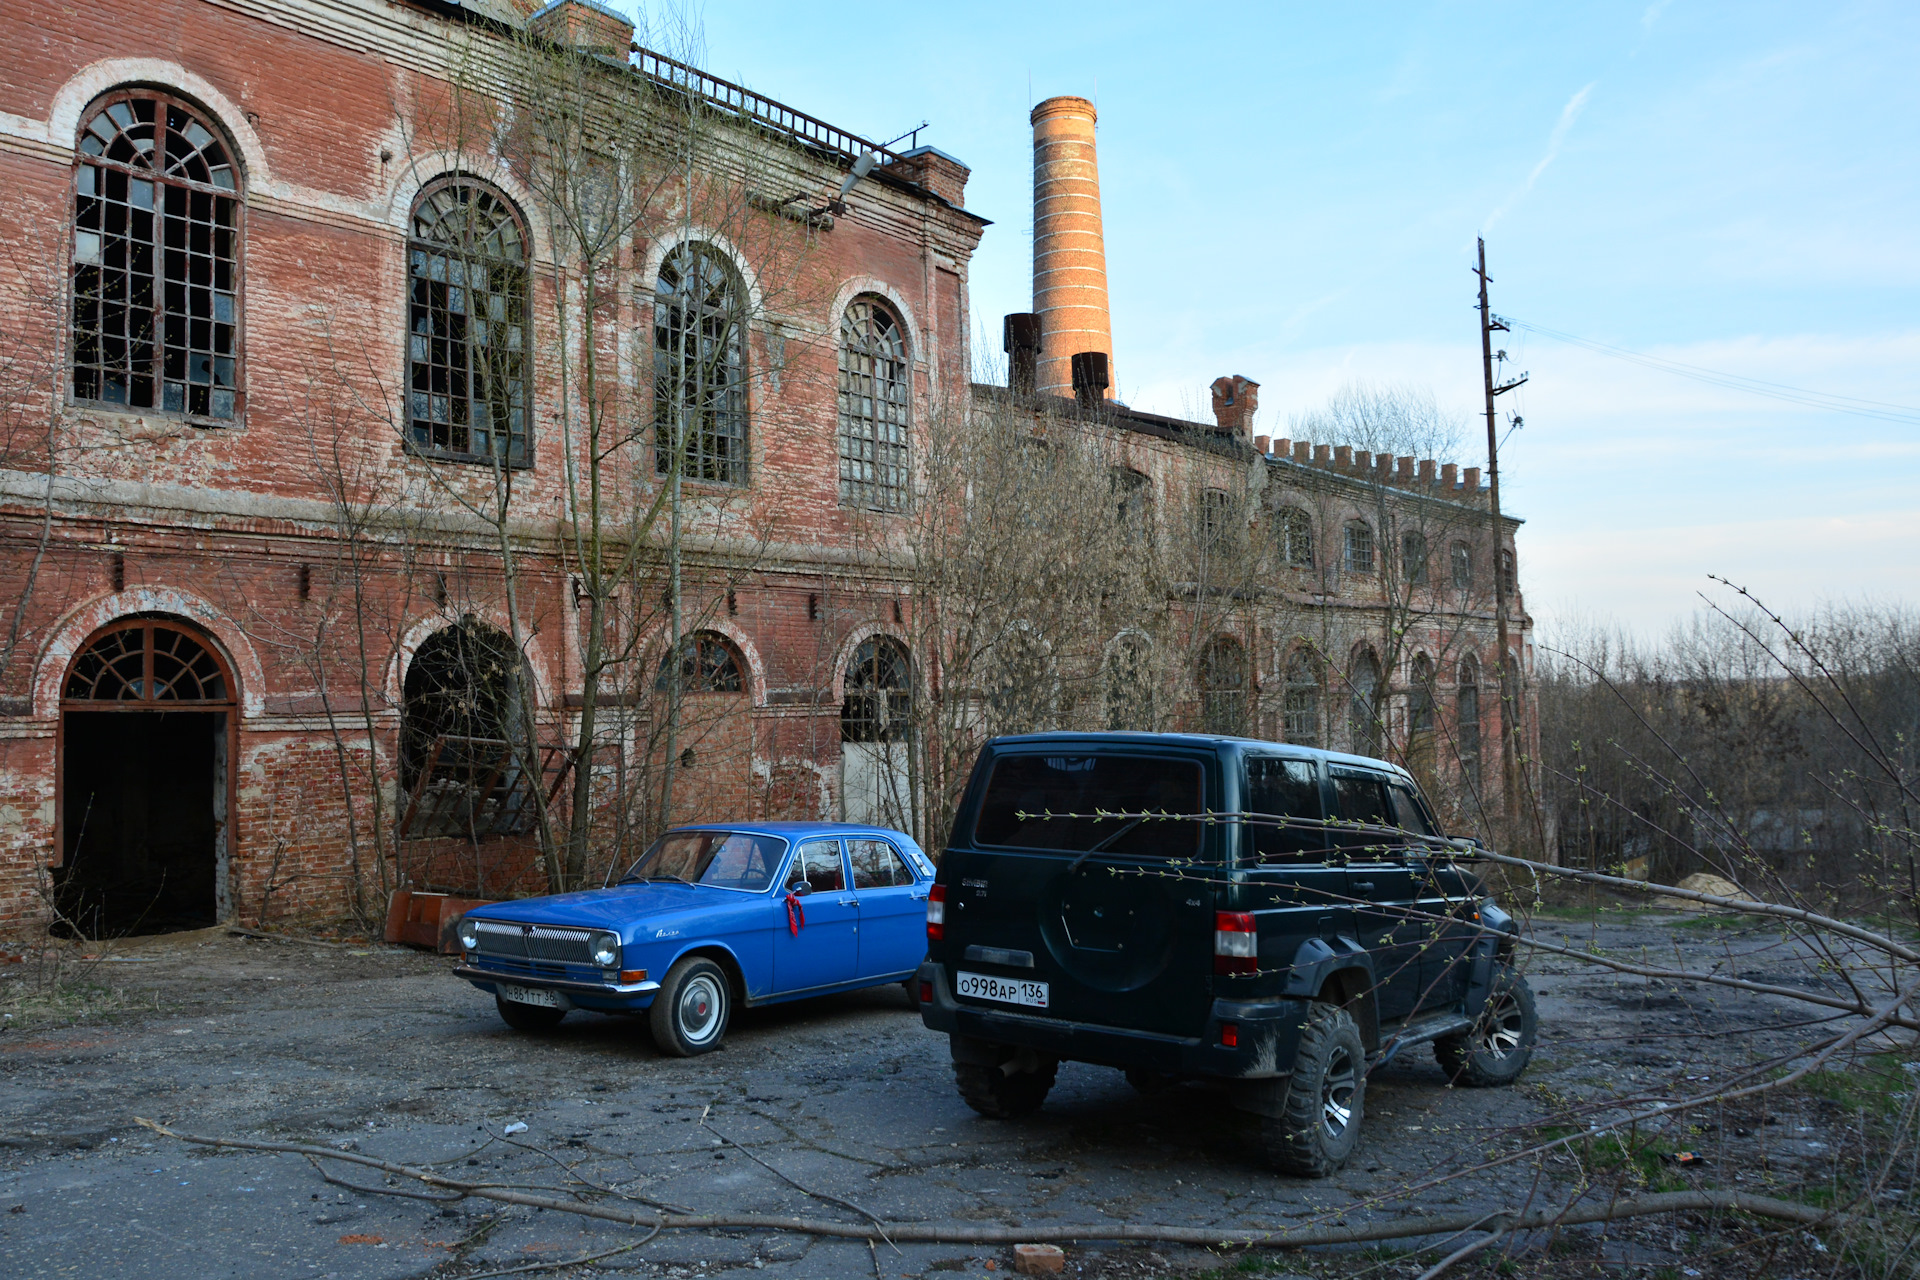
{"left": 57, "top": 617, "right": 237, "bottom": 936}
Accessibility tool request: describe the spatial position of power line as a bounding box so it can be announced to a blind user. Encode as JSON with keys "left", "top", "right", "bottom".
{"left": 1502, "top": 317, "right": 1920, "bottom": 426}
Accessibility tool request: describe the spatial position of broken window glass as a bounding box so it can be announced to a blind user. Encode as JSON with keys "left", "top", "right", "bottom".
{"left": 408, "top": 181, "right": 530, "bottom": 464}
{"left": 1276, "top": 506, "right": 1314, "bottom": 569}
{"left": 1401, "top": 531, "right": 1428, "bottom": 586}
{"left": 837, "top": 299, "right": 909, "bottom": 511}
{"left": 654, "top": 244, "right": 746, "bottom": 484}
{"left": 70, "top": 94, "right": 240, "bottom": 422}
{"left": 1451, "top": 542, "right": 1473, "bottom": 591}
{"left": 842, "top": 636, "right": 911, "bottom": 742}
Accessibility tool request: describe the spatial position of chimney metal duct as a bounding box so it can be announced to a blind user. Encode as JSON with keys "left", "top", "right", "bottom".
{"left": 1071, "top": 350, "right": 1109, "bottom": 410}
{"left": 1003, "top": 312, "right": 1041, "bottom": 396}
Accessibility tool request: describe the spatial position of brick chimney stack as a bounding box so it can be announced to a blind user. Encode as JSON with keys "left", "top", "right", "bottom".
{"left": 1030, "top": 96, "right": 1113, "bottom": 401}
{"left": 1210, "top": 375, "right": 1259, "bottom": 438}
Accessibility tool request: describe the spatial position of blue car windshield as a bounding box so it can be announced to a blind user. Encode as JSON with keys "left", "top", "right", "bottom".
{"left": 620, "top": 831, "right": 784, "bottom": 892}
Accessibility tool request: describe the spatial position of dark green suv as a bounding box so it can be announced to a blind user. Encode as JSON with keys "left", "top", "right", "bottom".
{"left": 917, "top": 732, "right": 1536, "bottom": 1176}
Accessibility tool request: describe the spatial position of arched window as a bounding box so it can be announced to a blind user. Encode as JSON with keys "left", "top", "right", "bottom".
{"left": 1282, "top": 649, "right": 1321, "bottom": 745}
{"left": 1456, "top": 656, "right": 1482, "bottom": 787}
{"left": 1343, "top": 521, "right": 1376, "bottom": 575}
{"left": 1451, "top": 542, "right": 1473, "bottom": 591}
{"left": 408, "top": 180, "right": 530, "bottom": 463}
{"left": 654, "top": 631, "right": 745, "bottom": 694}
{"left": 1198, "top": 636, "right": 1248, "bottom": 736}
{"left": 654, "top": 244, "right": 747, "bottom": 484}
{"left": 1347, "top": 649, "right": 1381, "bottom": 757}
{"left": 1104, "top": 635, "right": 1153, "bottom": 730}
{"left": 71, "top": 92, "right": 242, "bottom": 421}
{"left": 400, "top": 619, "right": 528, "bottom": 791}
{"left": 64, "top": 618, "right": 232, "bottom": 703}
{"left": 837, "top": 299, "right": 909, "bottom": 511}
{"left": 842, "top": 636, "right": 911, "bottom": 741}
{"left": 1276, "top": 507, "right": 1314, "bottom": 569}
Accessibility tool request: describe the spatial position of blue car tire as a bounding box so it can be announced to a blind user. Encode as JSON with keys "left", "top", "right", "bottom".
{"left": 650, "top": 956, "right": 731, "bottom": 1057}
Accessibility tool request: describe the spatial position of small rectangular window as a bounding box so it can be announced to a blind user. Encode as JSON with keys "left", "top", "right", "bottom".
{"left": 1451, "top": 543, "right": 1472, "bottom": 590}
{"left": 1243, "top": 756, "right": 1325, "bottom": 862}
{"left": 787, "top": 839, "right": 845, "bottom": 893}
{"left": 974, "top": 754, "right": 1204, "bottom": 858}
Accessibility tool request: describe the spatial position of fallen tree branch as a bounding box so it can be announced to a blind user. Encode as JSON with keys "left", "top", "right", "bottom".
{"left": 1414, "top": 1225, "right": 1509, "bottom": 1280}
{"left": 133, "top": 1118, "right": 1839, "bottom": 1249}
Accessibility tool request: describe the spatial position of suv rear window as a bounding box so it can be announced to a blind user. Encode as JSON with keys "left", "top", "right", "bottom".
{"left": 974, "top": 754, "right": 1204, "bottom": 857}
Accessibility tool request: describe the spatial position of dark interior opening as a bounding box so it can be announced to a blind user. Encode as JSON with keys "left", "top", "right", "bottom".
{"left": 56, "top": 710, "right": 221, "bottom": 937}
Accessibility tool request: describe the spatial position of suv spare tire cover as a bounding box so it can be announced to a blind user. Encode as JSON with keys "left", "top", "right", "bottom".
{"left": 1038, "top": 865, "right": 1179, "bottom": 992}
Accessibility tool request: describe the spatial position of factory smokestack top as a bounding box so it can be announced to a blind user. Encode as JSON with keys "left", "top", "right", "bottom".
{"left": 1030, "top": 95, "right": 1113, "bottom": 402}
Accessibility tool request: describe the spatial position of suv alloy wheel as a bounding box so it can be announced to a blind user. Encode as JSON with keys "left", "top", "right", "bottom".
{"left": 1257, "top": 1001, "right": 1366, "bottom": 1176}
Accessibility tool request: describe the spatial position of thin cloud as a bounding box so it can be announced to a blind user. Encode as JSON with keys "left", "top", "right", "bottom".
{"left": 1483, "top": 82, "right": 1596, "bottom": 232}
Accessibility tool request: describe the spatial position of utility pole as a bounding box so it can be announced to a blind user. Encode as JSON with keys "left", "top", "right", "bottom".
{"left": 1474, "top": 238, "right": 1526, "bottom": 843}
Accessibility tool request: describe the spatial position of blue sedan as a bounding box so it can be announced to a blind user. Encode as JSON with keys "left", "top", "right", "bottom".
{"left": 453, "top": 822, "right": 936, "bottom": 1055}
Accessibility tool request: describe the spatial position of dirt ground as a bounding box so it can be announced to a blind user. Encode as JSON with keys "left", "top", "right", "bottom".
{"left": 0, "top": 909, "right": 1907, "bottom": 1280}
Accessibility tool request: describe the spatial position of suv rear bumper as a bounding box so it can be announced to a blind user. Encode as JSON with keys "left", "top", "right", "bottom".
{"left": 917, "top": 962, "right": 1307, "bottom": 1080}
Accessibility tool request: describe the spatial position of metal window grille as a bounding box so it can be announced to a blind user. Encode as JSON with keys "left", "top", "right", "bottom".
{"left": 655, "top": 632, "right": 744, "bottom": 693}
{"left": 837, "top": 300, "right": 909, "bottom": 511}
{"left": 654, "top": 245, "right": 747, "bottom": 485}
{"left": 842, "top": 636, "right": 912, "bottom": 741}
{"left": 1277, "top": 507, "right": 1314, "bottom": 569}
{"left": 1344, "top": 522, "right": 1376, "bottom": 575}
{"left": 1282, "top": 651, "right": 1321, "bottom": 745}
{"left": 1198, "top": 637, "right": 1248, "bottom": 736}
{"left": 407, "top": 181, "right": 530, "bottom": 464}
{"left": 70, "top": 93, "right": 241, "bottom": 422}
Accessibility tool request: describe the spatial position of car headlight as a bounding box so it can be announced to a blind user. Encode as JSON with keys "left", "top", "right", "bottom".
{"left": 457, "top": 918, "right": 480, "bottom": 951}
{"left": 590, "top": 931, "right": 620, "bottom": 968}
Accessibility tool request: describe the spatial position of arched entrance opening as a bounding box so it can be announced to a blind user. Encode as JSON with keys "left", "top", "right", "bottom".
{"left": 57, "top": 616, "right": 237, "bottom": 936}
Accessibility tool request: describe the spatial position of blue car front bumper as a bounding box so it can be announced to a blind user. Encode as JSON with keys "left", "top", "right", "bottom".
{"left": 454, "top": 963, "right": 662, "bottom": 1014}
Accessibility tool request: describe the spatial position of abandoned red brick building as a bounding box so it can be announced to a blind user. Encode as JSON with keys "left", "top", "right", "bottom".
{"left": 0, "top": 0, "right": 1530, "bottom": 934}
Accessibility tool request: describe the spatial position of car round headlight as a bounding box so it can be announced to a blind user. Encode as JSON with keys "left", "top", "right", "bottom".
{"left": 457, "top": 919, "right": 480, "bottom": 951}
{"left": 591, "top": 931, "right": 620, "bottom": 968}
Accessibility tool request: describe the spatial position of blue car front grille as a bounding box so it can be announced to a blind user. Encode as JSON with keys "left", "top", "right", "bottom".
{"left": 473, "top": 920, "right": 596, "bottom": 966}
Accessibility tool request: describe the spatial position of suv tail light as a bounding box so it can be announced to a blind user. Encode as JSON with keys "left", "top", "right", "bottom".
{"left": 927, "top": 884, "right": 947, "bottom": 942}
{"left": 1214, "top": 911, "right": 1257, "bottom": 975}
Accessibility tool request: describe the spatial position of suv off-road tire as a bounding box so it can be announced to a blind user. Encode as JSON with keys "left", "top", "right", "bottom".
{"left": 649, "top": 956, "right": 731, "bottom": 1057}
{"left": 1257, "top": 1001, "right": 1366, "bottom": 1177}
{"left": 1435, "top": 962, "right": 1537, "bottom": 1087}
{"left": 955, "top": 1059, "right": 1058, "bottom": 1119}
{"left": 495, "top": 993, "right": 566, "bottom": 1032}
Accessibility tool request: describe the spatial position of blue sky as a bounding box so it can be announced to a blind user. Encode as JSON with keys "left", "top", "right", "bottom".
{"left": 646, "top": 1, "right": 1920, "bottom": 635}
